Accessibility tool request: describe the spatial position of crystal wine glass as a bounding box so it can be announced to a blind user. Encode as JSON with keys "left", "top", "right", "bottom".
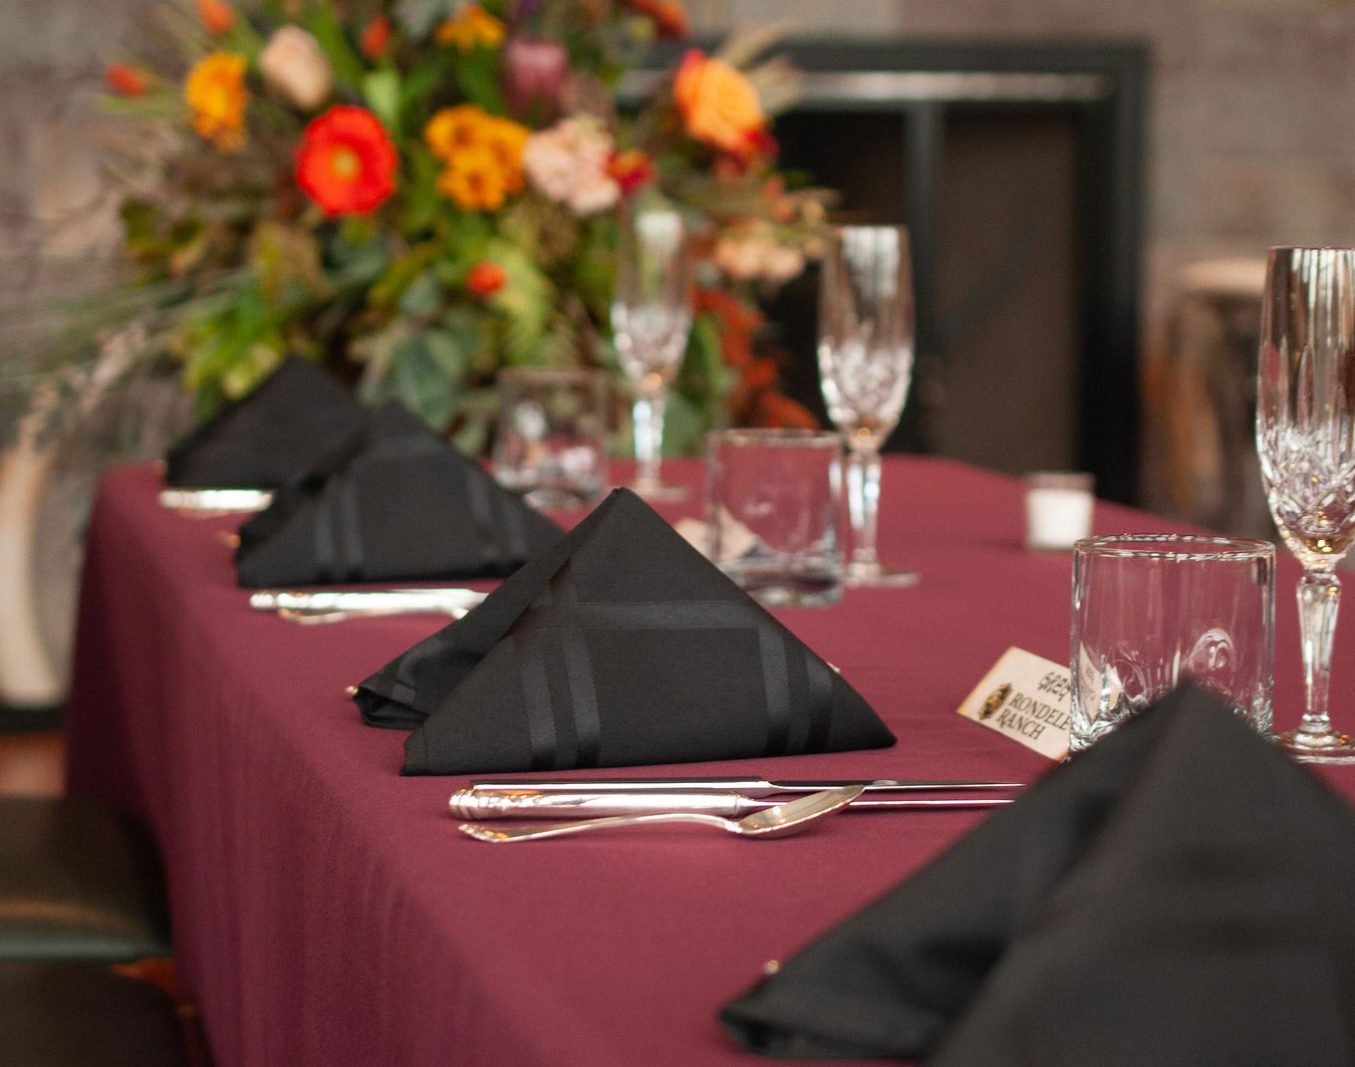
{"left": 611, "top": 207, "right": 693, "bottom": 500}
{"left": 1257, "top": 246, "right": 1355, "bottom": 762}
{"left": 818, "top": 225, "right": 918, "bottom": 586}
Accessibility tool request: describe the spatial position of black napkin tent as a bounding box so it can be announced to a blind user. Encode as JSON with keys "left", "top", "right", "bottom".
{"left": 720, "top": 685, "right": 1355, "bottom": 1066}
{"left": 165, "top": 356, "right": 367, "bottom": 489}
{"left": 354, "top": 488, "right": 896, "bottom": 774}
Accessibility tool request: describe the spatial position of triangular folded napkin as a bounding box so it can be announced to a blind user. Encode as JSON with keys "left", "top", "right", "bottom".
{"left": 354, "top": 488, "right": 896, "bottom": 774}
{"left": 234, "top": 403, "right": 561, "bottom": 588}
{"left": 720, "top": 685, "right": 1355, "bottom": 1066}
{"left": 164, "top": 356, "right": 367, "bottom": 488}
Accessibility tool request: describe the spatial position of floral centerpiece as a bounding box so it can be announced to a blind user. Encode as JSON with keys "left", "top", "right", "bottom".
{"left": 100, "top": 0, "right": 831, "bottom": 452}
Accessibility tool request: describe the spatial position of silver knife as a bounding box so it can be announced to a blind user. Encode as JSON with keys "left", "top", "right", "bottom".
{"left": 159, "top": 488, "right": 274, "bottom": 513}
{"left": 449, "top": 788, "right": 1012, "bottom": 820}
{"left": 468, "top": 775, "right": 1024, "bottom": 795}
{"left": 249, "top": 588, "right": 487, "bottom": 620}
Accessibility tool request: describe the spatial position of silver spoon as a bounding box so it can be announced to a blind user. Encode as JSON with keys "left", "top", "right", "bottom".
{"left": 456, "top": 784, "right": 865, "bottom": 843}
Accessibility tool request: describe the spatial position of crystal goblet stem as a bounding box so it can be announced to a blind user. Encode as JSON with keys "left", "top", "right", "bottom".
{"left": 844, "top": 448, "right": 885, "bottom": 580}
{"left": 1292, "top": 570, "right": 1347, "bottom": 751}
{"left": 631, "top": 385, "right": 667, "bottom": 496}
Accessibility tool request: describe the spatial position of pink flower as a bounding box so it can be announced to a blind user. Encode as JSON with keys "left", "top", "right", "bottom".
{"left": 522, "top": 117, "right": 621, "bottom": 216}
{"left": 502, "top": 37, "right": 569, "bottom": 119}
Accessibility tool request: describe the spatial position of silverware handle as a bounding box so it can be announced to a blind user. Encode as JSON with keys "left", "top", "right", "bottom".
{"left": 459, "top": 811, "right": 732, "bottom": 843}
{"left": 449, "top": 789, "right": 755, "bottom": 820}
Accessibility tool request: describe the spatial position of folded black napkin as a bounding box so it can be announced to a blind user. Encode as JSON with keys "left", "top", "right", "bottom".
{"left": 720, "top": 686, "right": 1355, "bottom": 1066}
{"left": 164, "top": 356, "right": 368, "bottom": 488}
{"left": 353, "top": 488, "right": 896, "bottom": 773}
{"left": 234, "top": 402, "right": 562, "bottom": 588}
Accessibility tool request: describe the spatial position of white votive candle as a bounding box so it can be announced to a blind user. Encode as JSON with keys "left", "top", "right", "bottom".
{"left": 1025, "top": 472, "right": 1094, "bottom": 550}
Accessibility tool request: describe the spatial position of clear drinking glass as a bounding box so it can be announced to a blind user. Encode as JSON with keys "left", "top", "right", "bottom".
{"left": 705, "top": 429, "right": 844, "bottom": 608}
{"left": 492, "top": 367, "right": 609, "bottom": 509}
{"left": 1257, "top": 246, "right": 1355, "bottom": 762}
{"left": 818, "top": 225, "right": 917, "bottom": 586}
{"left": 1070, "top": 534, "right": 1275, "bottom": 753}
{"left": 611, "top": 206, "right": 693, "bottom": 501}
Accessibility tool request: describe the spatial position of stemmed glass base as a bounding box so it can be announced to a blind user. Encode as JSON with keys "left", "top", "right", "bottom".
{"left": 840, "top": 449, "right": 918, "bottom": 588}
{"left": 625, "top": 388, "right": 688, "bottom": 501}
{"left": 844, "top": 561, "right": 919, "bottom": 588}
{"left": 1278, "top": 728, "right": 1355, "bottom": 764}
{"left": 625, "top": 477, "right": 688, "bottom": 503}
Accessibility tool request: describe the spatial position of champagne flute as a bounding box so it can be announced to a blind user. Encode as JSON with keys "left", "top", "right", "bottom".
{"left": 611, "top": 207, "right": 693, "bottom": 500}
{"left": 1257, "top": 246, "right": 1355, "bottom": 762}
{"left": 818, "top": 225, "right": 918, "bottom": 586}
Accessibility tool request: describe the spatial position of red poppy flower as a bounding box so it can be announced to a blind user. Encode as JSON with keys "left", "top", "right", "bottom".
{"left": 296, "top": 106, "right": 398, "bottom": 217}
{"left": 360, "top": 15, "right": 391, "bottom": 59}
{"left": 196, "top": 0, "right": 235, "bottom": 35}
{"left": 105, "top": 64, "right": 147, "bottom": 96}
{"left": 466, "top": 261, "right": 508, "bottom": 297}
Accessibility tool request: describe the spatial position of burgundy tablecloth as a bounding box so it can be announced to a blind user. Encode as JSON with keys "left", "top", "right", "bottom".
{"left": 63, "top": 458, "right": 1355, "bottom": 1067}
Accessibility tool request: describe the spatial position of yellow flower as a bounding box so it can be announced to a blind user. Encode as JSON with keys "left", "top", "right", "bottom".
{"left": 481, "top": 118, "right": 529, "bottom": 194}
{"left": 435, "top": 4, "right": 506, "bottom": 52}
{"left": 425, "top": 108, "right": 528, "bottom": 209}
{"left": 424, "top": 105, "right": 490, "bottom": 161}
{"left": 185, "top": 52, "right": 248, "bottom": 151}
{"left": 437, "top": 147, "right": 510, "bottom": 211}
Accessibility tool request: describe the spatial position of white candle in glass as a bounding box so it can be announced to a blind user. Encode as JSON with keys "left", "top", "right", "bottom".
{"left": 1025, "top": 471, "right": 1094, "bottom": 550}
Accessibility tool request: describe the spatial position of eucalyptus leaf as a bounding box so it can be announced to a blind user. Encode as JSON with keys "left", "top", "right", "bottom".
{"left": 398, "top": 271, "right": 443, "bottom": 316}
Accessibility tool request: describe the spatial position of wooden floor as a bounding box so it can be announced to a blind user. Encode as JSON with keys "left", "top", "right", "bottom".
{"left": 0, "top": 728, "right": 63, "bottom": 797}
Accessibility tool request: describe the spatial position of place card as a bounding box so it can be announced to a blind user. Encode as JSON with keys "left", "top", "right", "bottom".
{"left": 956, "top": 647, "right": 1071, "bottom": 760}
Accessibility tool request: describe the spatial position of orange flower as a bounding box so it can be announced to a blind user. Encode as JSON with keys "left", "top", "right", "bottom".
{"left": 673, "top": 50, "right": 765, "bottom": 159}
{"left": 426, "top": 107, "right": 528, "bottom": 209}
{"left": 196, "top": 0, "right": 235, "bottom": 35}
{"left": 360, "top": 15, "right": 391, "bottom": 59}
{"left": 435, "top": 4, "right": 506, "bottom": 52}
{"left": 436, "top": 146, "right": 510, "bottom": 211}
{"left": 425, "top": 105, "right": 488, "bottom": 159}
{"left": 296, "top": 106, "right": 398, "bottom": 216}
{"left": 619, "top": 0, "right": 688, "bottom": 38}
{"left": 466, "top": 261, "right": 508, "bottom": 297}
{"left": 184, "top": 52, "right": 248, "bottom": 151}
{"left": 481, "top": 118, "right": 529, "bottom": 194}
{"left": 606, "top": 149, "right": 654, "bottom": 196}
{"left": 105, "top": 63, "right": 148, "bottom": 96}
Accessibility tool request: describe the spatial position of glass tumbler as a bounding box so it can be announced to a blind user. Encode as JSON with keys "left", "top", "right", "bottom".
{"left": 492, "top": 367, "right": 609, "bottom": 509}
{"left": 705, "top": 429, "right": 844, "bottom": 608}
{"left": 1070, "top": 533, "right": 1275, "bottom": 752}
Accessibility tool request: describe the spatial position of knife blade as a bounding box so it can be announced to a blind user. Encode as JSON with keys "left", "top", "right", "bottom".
{"left": 249, "top": 588, "right": 487, "bottom": 615}
{"left": 468, "top": 775, "right": 1024, "bottom": 795}
{"left": 449, "top": 788, "right": 1012, "bottom": 820}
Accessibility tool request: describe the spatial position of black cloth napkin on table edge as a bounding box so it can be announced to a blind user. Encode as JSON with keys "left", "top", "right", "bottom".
{"left": 719, "top": 684, "right": 1355, "bottom": 1066}
{"left": 164, "top": 356, "right": 368, "bottom": 489}
{"left": 234, "top": 402, "right": 562, "bottom": 588}
{"left": 353, "top": 487, "right": 896, "bottom": 774}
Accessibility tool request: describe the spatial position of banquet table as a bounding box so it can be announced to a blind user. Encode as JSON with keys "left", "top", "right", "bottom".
{"left": 63, "top": 456, "right": 1355, "bottom": 1067}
